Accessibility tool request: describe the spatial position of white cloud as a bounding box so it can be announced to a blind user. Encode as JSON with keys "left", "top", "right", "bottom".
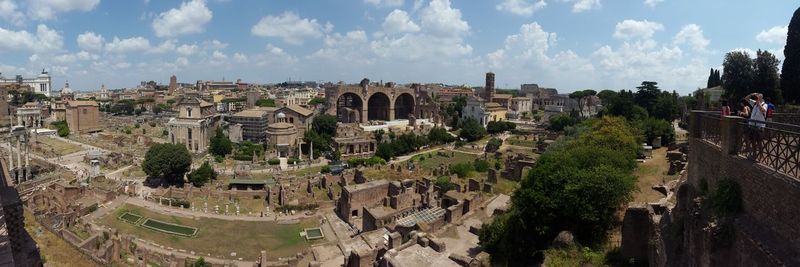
{"left": 420, "top": 0, "right": 469, "bottom": 37}
{"left": 0, "top": 0, "right": 24, "bottom": 25}
{"left": 233, "top": 52, "right": 248, "bottom": 63}
{"left": 756, "top": 25, "right": 788, "bottom": 45}
{"left": 644, "top": 0, "right": 663, "bottom": 8}
{"left": 382, "top": 9, "right": 419, "bottom": 33}
{"left": 364, "top": 0, "right": 404, "bottom": 7}
{"left": 496, "top": 0, "right": 547, "bottom": 17}
{"left": 251, "top": 12, "right": 326, "bottom": 45}
{"left": 152, "top": 0, "right": 213, "bottom": 37}
{"left": 0, "top": 24, "right": 63, "bottom": 53}
{"left": 176, "top": 43, "right": 198, "bottom": 56}
{"left": 572, "top": 0, "right": 600, "bottom": 13}
{"left": 105, "top": 36, "right": 150, "bottom": 53}
{"left": 203, "top": 39, "right": 228, "bottom": 49}
{"left": 673, "top": 24, "right": 709, "bottom": 52}
{"left": 175, "top": 57, "right": 189, "bottom": 67}
{"left": 413, "top": 0, "right": 424, "bottom": 10}
{"left": 76, "top": 31, "right": 104, "bottom": 51}
{"left": 28, "top": 0, "right": 100, "bottom": 20}
{"left": 149, "top": 39, "right": 176, "bottom": 53}
{"left": 613, "top": 19, "right": 663, "bottom": 40}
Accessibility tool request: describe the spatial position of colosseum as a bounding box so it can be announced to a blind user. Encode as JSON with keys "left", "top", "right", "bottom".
{"left": 325, "top": 78, "right": 439, "bottom": 123}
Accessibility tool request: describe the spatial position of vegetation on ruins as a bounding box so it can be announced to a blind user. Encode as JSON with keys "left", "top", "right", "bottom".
{"left": 459, "top": 118, "right": 487, "bottom": 142}
{"left": 307, "top": 97, "right": 325, "bottom": 106}
{"left": 486, "top": 121, "right": 516, "bottom": 134}
{"left": 188, "top": 257, "right": 211, "bottom": 267}
{"left": 303, "top": 114, "right": 337, "bottom": 158}
{"left": 267, "top": 158, "right": 280, "bottom": 165}
{"left": 449, "top": 162, "right": 474, "bottom": 178}
{"left": 143, "top": 143, "right": 192, "bottom": 186}
{"left": 187, "top": 161, "right": 217, "bottom": 187}
{"left": 445, "top": 95, "right": 468, "bottom": 128}
{"left": 233, "top": 141, "right": 264, "bottom": 161}
{"left": 427, "top": 127, "right": 456, "bottom": 144}
{"left": 479, "top": 117, "right": 638, "bottom": 264}
{"left": 709, "top": 179, "right": 743, "bottom": 218}
{"left": 485, "top": 138, "right": 502, "bottom": 153}
{"left": 547, "top": 113, "right": 580, "bottom": 132}
{"left": 782, "top": 6, "right": 800, "bottom": 103}
{"left": 209, "top": 127, "right": 233, "bottom": 157}
{"left": 435, "top": 176, "right": 455, "bottom": 191}
{"left": 255, "top": 98, "right": 276, "bottom": 107}
{"left": 347, "top": 156, "right": 386, "bottom": 167}
{"left": 109, "top": 99, "right": 136, "bottom": 115}
{"left": 51, "top": 120, "right": 70, "bottom": 137}
{"left": 8, "top": 90, "right": 48, "bottom": 106}
{"left": 375, "top": 132, "right": 429, "bottom": 160}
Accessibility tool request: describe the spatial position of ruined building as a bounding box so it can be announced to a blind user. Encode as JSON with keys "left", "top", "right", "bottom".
{"left": 0, "top": 159, "right": 42, "bottom": 266}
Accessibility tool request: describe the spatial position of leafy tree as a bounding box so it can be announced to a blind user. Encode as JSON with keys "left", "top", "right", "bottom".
{"left": 375, "top": 142, "right": 394, "bottom": 160}
{"left": 312, "top": 114, "right": 338, "bottom": 137}
{"left": 209, "top": 127, "right": 233, "bottom": 157}
{"left": 188, "top": 257, "right": 211, "bottom": 267}
{"left": 308, "top": 97, "right": 326, "bottom": 106}
{"left": 427, "top": 127, "right": 455, "bottom": 144}
{"left": 596, "top": 90, "right": 617, "bottom": 104}
{"left": 486, "top": 121, "right": 517, "bottom": 134}
{"left": 303, "top": 130, "right": 331, "bottom": 156}
{"left": 446, "top": 95, "right": 468, "bottom": 127}
{"left": 722, "top": 51, "right": 755, "bottom": 101}
{"left": 255, "top": 98, "right": 276, "bottom": 107}
{"left": 110, "top": 99, "right": 136, "bottom": 115}
{"left": 449, "top": 162, "right": 474, "bottom": 178}
{"left": 548, "top": 114, "right": 579, "bottom": 132}
{"left": 782, "top": 6, "right": 800, "bottom": 104}
{"left": 635, "top": 81, "right": 661, "bottom": 111}
{"left": 485, "top": 137, "right": 502, "bottom": 152}
{"left": 143, "top": 143, "right": 192, "bottom": 186}
{"left": 435, "top": 176, "right": 455, "bottom": 191}
{"left": 233, "top": 141, "right": 263, "bottom": 161}
{"left": 373, "top": 129, "right": 385, "bottom": 143}
{"left": 474, "top": 159, "right": 491, "bottom": 172}
{"left": 479, "top": 117, "right": 638, "bottom": 263}
{"left": 320, "top": 165, "right": 331, "bottom": 174}
{"left": 187, "top": 161, "right": 217, "bottom": 187}
{"left": 568, "top": 89, "right": 597, "bottom": 117}
{"left": 754, "top": 49, "right": 783, "bottom": 103}
{"left": 650, "top": 91, "right": 679, "bottom": 121}
{"left": 458, "top": 118, "right": 487, "bottom": 142}
{"left": 635, "top": 117, "right": 675, "bottom": 145}
{"left": 51, "top": 121, "right": 70, "bottom": 137}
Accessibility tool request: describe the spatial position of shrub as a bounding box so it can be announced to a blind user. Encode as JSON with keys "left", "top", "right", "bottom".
{"left": 435, "top": 176, "right": 454, "bottom": 191}
{"left": 709, "top": 179, "right": 742, "bottom": 218}
{"left": 449, "top": 162, "right": 474, "bottom": 178}
{"left": 485, "top": 138, "right": 502, "bottom": 152}
{"left": 321, "top": 165, "right": 331, "bottom": 174}
{"left": 267, "top": 158, "right": 280, "bottom": 165}
{"left": 474, "top": 159, "right": 490, "bottom": 172}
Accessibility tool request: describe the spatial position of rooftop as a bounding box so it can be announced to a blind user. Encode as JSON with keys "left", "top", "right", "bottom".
{"left": 387, "top": 244, "right": 459, "bottom": 267}
{"left": 343, "top": 179, "right": 390, "bottom": 194}
{"left": 232, "top": 109, "right": 268, "bottom": 118}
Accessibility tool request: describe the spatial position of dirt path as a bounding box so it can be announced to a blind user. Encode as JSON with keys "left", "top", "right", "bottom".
{"left": 632, "top": 147, "right": 673, "bottom": 203}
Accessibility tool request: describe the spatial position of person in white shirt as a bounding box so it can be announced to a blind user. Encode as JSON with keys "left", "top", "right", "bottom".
{"left": 745, "top": 93, "right": 768, "bottom": 128}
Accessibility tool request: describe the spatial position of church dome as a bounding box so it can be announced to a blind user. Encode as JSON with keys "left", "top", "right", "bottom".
{"left": 276, "top": 112, "right": 286, "bottom": 119}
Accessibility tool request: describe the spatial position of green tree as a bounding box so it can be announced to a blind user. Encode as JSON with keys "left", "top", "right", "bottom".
{"left": 308, "top": 97, "right": 326, "bottom": 106}
{"left": 373, "top": 129, "right": 385, "bottom": 143}
{"left": 187, "top": 257, "right": 211, "bottom": 267}
{"left": 635, "top": 81, "right": 661, "bottom": 110}
{"left": 722, "top": 50, "right": 755, "bottom": 101}
{"left": 547, "top": 114, "right": 579, "bottom": 132}
{"left": 187, "top": 161, "right": 217, "bottom": 187}
{"left": 635, "top": 117, "right": 675, "bottom": 145}
{"left": 485, "top": 137, "right": 502, "bottom": 152}
{"left": 209, "top": 127, "right": 233, "bottom": 157}
{"left": 650, "top": 91, "right": 679, "bottom": 121}
{"left": 449, "top": 162, "right": 474, "bottom": 178}
{"left": 51, "top": 121, "right": 70, "bottom": 137}
{"left": 143, "top": 143, "right": 192, "bottom": 186}
{"left": 255, "top": 98, "right": 276, "bottom": 107}
{"left": 458, "top": 118, "right": 486, "bottom": 142}
{"left": 375, "top": 142, "right": 394, "bottom": 160}
{"left": 707, "top": 68, "right": 722, "bottom": 88}
{"left": 782, "top": 6, "right": 800, "bottom": 103}
{"left": 312, "top": 114, "right": 338, "bottom": 137}
{"left": 754, "top": 49, "right": 783, "bottom": 103}
{"left": 435, "top": 176, "right": 455, "bottom": 191}
{"left": 427, "top": 127, "right": 455, "bottom": 144}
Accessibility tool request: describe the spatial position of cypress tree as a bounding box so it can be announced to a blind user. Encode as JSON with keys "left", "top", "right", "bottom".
{"left": 781, "top": 7, "right": 800, "bottom": 103}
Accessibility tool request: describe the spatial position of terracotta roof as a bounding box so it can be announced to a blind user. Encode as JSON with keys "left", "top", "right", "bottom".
{"left": 284, "top": 105, "right": 313, "bottom": 116}
{"left": 66, "top": 100, "right": 99, "bottom": 107}
{"left": 232, "top": 109, "right": 268, "bottom": 118}
{"left": 493, "top": 94, "right": 513, "bottom": 99}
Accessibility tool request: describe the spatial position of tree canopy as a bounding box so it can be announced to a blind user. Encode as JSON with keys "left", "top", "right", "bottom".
{"left": 143, "top": 143, "right": 192, "bottom": 186}
{"left": 459, "top": 118, "right": 487, "bottom": 142}
{"left": 707, "top": 68, "right": 722, "bottom": 88}
{"left": 782, "top": 6, "right": 800, "bottom": 104}
{"left": 754, "top": 49, "right": 783, "bottom": 103}
{"left": 188, "top": 161, "right": 217, "bottom": 187}
{"left": 722, "top": 51, "right": 755, "bottom": 101}
{"left": 255, "top": 98, "right": 276, "bottom": 107}
{"left": 209, "top": 127, "right": 233, "bottom": 157}
{"left": 479, "top": 117, "right": 638, "bottom": 264}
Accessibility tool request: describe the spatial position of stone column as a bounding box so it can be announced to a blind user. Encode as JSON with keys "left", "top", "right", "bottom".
{"left": 310, "top": 141, "right": 313, "bottom": 161}
{"left": 24, "top": 140, "right": 30, "bottom": 181}
{"left": 16, "top": 138, "right": 21, "bottom": 172}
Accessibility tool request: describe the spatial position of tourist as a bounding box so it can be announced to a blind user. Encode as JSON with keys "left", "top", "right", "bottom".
{"left": 765, "top": 97, "right": 776, "bottom": 122}
{"left": 737, "top": 99, "right": 751, "bottom": 118}
{"left": 745, "top": 93, "right": 768, "bottom": 127}
{"left": 720, "top": 100, "right": 731, "bottom": 117}
{"left": 744, "top": 93, "right": 769, "bottom": 160}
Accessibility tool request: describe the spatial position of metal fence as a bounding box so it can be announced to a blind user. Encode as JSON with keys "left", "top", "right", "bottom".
{"left": 736, "top": 120, "right": 800, "bottom": 178}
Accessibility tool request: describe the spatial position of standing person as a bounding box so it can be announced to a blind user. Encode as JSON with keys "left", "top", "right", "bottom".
{"left": 746, "top": 93, "right": 768, "bottom": 127}
{"left": 765, "top": 97, "right": 775, "bottom": 122}
{"left": 720, "top": 100, "right": 731, "bottom": 117}
{"left": 737, "top": 99, "right": 751, "bottom": 118}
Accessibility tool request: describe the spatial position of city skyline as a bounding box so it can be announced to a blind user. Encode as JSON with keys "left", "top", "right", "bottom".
{"left": 0, "top": 0, "right": 795, "bottom": 94}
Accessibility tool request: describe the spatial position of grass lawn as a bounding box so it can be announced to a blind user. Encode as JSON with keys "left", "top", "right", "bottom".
{"left": 493, "top": 178, "right": 519, "bottom": 196}
{"left": 100, "top": 204, "right": 319, "bottom": 260}
{"left": 141, "top": 218, "right": 197, "bottom": 237}
{"left": 410, "top": 150, "right": 482, "bottom": 171}
{"left": 506, "top": 136, "right": 537, "bottom": 147}
{"left": 25, "top": 211, "right": 100, "bottom": 267}
{"left": 34, "top": 137, "right": 84, "bottom": 156}
{"left": 632, "top": 147, "right": 673, "bottom": 203}
{"left": 291, "top": 165, "right": 323, "bottom": 177}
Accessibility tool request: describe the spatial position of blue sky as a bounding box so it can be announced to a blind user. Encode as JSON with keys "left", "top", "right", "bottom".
{"left": 0, "top": 0, "right": 796, "bottom": 95}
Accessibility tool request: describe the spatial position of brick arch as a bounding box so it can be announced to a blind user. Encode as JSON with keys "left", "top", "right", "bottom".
{"left": 394, "top": 93, "right": 415, "bottom": 120}
{"left": 367, "top": 92, "right": 390, "bottom": 121}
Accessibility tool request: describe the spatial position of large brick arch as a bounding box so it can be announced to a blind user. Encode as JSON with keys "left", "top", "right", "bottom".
{"left": 367, "top": 92, "right": 390, "bottom": 121}
{"left": 394, "top": 93, "right": 415, "bottom": 120}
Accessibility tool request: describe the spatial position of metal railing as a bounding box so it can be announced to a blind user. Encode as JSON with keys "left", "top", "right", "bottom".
{"left": 736, "top": 120, "right": 800, "bottom": 178}
{"left": 696, "top": 111, "right": 722, "bottom": 147}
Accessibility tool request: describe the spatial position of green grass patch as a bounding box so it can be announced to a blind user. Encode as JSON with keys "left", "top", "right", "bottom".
{"left": 141, "top": 218, "right": 198, "bottom": 237}
{"left": 119, "top": 212, "right": 143, "bottom": 225}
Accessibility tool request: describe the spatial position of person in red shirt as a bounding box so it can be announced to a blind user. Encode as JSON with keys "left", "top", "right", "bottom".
{"left": 720, "top": 100, "right": 731, "bottom": 117}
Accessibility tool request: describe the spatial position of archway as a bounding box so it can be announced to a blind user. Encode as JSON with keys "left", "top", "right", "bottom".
{"left": 394, "top": 93, "right": 415, "bottom": 120}
{"left": 367, "top": 93, "right": 390, "bottom": 121}
{"left": 336, "top": 93, "right": 363, "bottom": 123}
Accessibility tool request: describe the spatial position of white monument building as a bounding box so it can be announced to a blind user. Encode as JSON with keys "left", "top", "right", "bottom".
{"left": 0, "top": 69, "right": 53, "bottom": 97}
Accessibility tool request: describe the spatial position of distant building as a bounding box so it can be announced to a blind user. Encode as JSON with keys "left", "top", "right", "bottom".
{"left": 461, "top": 96, "right": 507, "bottom": 127}
{"left": 246, "top": 91, "right": 260, "bottom": 109}
{"left": 168, "top": 75, "right": 177, "bottom": 95}
{"left": 266, "top": 112, "right": 300, "bottom": 158}
{"left": 167, "top": 93, "right": 222, "bottom": 153}
{"left": 0, "top": 87, "right": 8, "bottom": 125}
{"left": 484, "top": 72, "right": 495, "bottom": 101}
{"left": 227, "top": 108, "right": 272, "bottom": 143}
{"left": 65, "top": 100, "right": 102, "bottom": 134}
{"left": 0, "top": 69, "right": 52, "bottom": 97}
{"left": 275, "top": 105, "right": 314, "bottom": 132}
{"left": 508, "top": 97, "right": 532, "bottom": 119}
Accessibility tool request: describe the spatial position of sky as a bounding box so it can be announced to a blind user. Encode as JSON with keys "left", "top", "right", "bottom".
{"left": 0, "top": 0, "right": 796, "bottom": 95}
